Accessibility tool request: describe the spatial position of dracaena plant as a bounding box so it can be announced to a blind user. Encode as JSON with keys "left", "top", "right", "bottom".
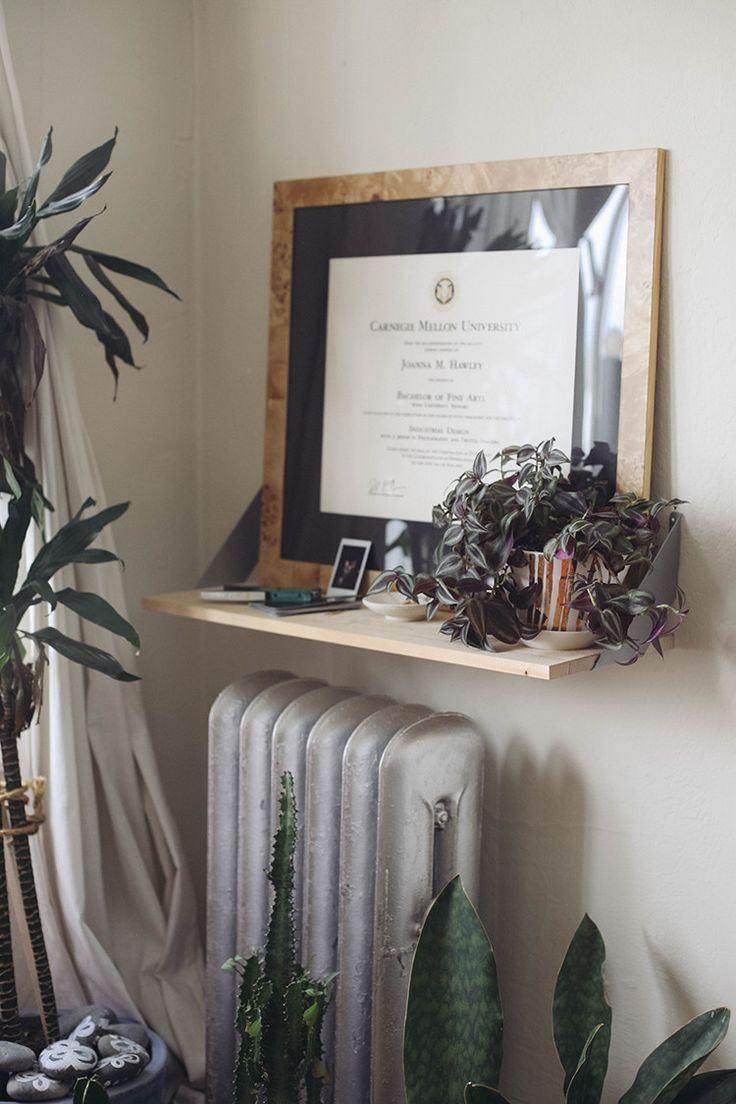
{"left": 0, "top": 128, "right": 175, "bottom": 1045}
{"left": 405, "top": 876, "right": 736, "bottom": 1104}
{"left": 370, "top": 440, "right": 686, "bottom": 658}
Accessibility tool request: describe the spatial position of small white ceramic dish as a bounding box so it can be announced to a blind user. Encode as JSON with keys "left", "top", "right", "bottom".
{"left": 521, "top": 628, "right": 595, "bottom": 651}
{"left": 362, "top": 593, "right": 428, "bottom": 621}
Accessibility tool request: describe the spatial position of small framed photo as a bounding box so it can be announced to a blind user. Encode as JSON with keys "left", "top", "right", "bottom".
{"left": 326, "top": 538, "right": 372, "bottom": 598}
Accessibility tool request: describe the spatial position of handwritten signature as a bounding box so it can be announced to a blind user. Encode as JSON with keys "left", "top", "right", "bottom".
{"left": 368, "top": 478, "right": 407, "bottom": 498}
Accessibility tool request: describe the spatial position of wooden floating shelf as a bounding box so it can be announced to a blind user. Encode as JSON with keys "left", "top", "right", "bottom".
{"left": 143, "top": 590, "right": 674, "bottom": 681}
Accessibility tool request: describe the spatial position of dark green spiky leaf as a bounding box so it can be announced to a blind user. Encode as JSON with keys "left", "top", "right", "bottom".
{"left": 0, "top": 184, "right": 18, "bottom": 230}
{"left": 42, "top": 129, "right": 117, "bottom": 207}
{"left": 26, "top": 577, "right": 57, "bottom": 609}
{"left": 553, "top": 914, "right": 612, "bottom": 1103}
{"left": 16, "top": 213, "right": 99, "bottom": 282}
{"left": 568, "top": 1024, "right": 608, "bottom": 1104}
{"left": 261, "top": 772, "right": 299, "bottom": 1099}
{"left": 19, "top": 127, "right": 52, "bottom": 216}
{"left": 70, "top": 245, "right": 180, "bottom": 299}
{"left": 619, "top": 1009, "right": 731, "bottom": 1104}
{"left": 98, "top": 309, "right": 138, "bottom": 367}
{"left": 84, "top": 253, "right": 149, "bottom": 340}
{"left": 0, "top": 151, "right": 5, "bottom": 194}
{"left": 55, "top": 588, "right": 140, "bottom": 649}
{"left": 37, "top": 171, "right": 111, "bottom": 219}
{"left": 0, "top": 199, "right": 36, "bottom": 242}
{"left": 284, "top": 978, "right": 306, "bottom": 1086}
{"left": 0, "top": 492, "right": 32, "bottom": 601}
{"left": 26, "top": 289, "right": 66, "bottom": 306}
{"left": 404, "top": 875, "right": 503, "bottom": 1104}
{"left": 464, "top": 1085, "right": 512, "bottom": 1104}
{"left": 67, "top": 548, "right": 121, "bottom": 566}
{"left": 264, "top": 771, "right": 298, "bottom": 987}
{"left": 25, "top": 499, "right": 128, "bottom": 584}
{"left": 45, "top": 252, "right": 109, "bottom": 335}
{"left": 673, "top": 1070, "right": 736, "bottom": 1103}
{"left": 30, "top": 626, "right": 138, "bottom": 682}
{"left": 234, "top": 952, "right": 265, "bottom": 1102}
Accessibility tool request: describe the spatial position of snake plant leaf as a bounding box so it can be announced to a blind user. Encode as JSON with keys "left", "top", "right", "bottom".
{"left": 463, "top": 1084, "right": 512, "bottom": 1104}
{"left": 69, "top": 244, "right": 181, "bottom": 299}
{"left": 672, "top": 1070, "right": 736, "bottom": 1103}
{"left": 25, "top": 499, "right": 128, "bottom": 584}
{"left": 553, "top": 914, "right": 612, "bottom": 1102}
{"left": 567, "top": 1023, "right": 608, "bottom": 1104}
{"left": 19, "top": 127, "right": 52, "bottom": 217}
{"left": 84, "top": 253, "right": 149, "bottom": 340}
{"left": 41, "top": 128, "right": 117, "bottom": 209}
{"left": 619, "top": 1008, "right": 730, "bottom": 1104}
{"left": 404, "top": 875, "right": 503, "bottom": 1104}
{"left": 30, "top": 626, "right": 139, "bottom": 682}
{"left": 0, "top": 151, "right": 5, "bottom": 194}
{"left": 36, "top": 172, "right": 111, "bottom": 220}
{"left": 55, "top": 588, "right": 140, "bottom": 649}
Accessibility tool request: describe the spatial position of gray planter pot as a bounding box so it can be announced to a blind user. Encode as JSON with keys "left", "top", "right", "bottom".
{"left": 0, "top": 1018, "right": 166, "bottom": 1104}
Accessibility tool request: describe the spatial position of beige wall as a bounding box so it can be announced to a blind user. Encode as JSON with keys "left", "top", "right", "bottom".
{"left": 7, "top": 1, "right": 736, "bottom": 1099}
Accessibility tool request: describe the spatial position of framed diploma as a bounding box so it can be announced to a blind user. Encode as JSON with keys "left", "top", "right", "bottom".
{"left": 260, "top": 150, "right": 665, "bottom": 587}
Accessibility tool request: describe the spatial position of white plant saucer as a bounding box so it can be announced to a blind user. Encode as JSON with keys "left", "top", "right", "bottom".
{"left": 521, "top": 628, "right": 595, "bottom": 651}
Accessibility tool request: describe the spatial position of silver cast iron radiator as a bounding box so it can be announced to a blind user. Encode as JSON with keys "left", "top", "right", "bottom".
{"left": 206, "top": 671, "right": 485, "bottom": 1103}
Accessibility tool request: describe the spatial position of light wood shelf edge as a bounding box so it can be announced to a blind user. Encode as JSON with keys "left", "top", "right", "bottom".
{"left": 141, "top": 590, "right": 638, "bottom": 681}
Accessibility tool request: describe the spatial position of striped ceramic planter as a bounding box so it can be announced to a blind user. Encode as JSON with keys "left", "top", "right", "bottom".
{"left": 513, "top": 552, "right": 615, "bottom": 634}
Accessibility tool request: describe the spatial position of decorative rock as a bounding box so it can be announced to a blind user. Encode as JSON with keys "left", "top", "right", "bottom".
{"left": 6, "top": 1071, "right": 69, "bottom": 1100}
{"left": 0, "top": 1041, "right": 35, "bottom": 1073}
{"left": 97, "top": 1034, "right": 149, "bottom": 1065}
{"left": 95, "top": 1050, "right": 148, "bottom": 1086}
{"left": 102, "top": 1021, "right": 150, "bottom": 1050}
{"left": 38, "top": 1039, "right": 97, "bottom": 1081}
{"left": 58, "top": 1005, "right": 114, "bottom": 1038}
{"left": 69, "top": 1013, "right": 111, "bottom": 1047}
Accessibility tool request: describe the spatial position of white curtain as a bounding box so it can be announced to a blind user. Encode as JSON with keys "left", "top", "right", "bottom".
{"left": 0, "top": 8, "right": 205, "bottom": 1098}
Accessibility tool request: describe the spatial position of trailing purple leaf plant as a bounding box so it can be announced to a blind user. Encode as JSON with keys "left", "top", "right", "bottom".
{"left": 369, "top": 439, "right": 686, "bottom": 659}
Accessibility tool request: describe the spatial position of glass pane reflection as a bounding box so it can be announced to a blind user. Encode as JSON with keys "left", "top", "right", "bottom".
{"left": 282, "top": 184, "right": 629, "bottom": 574}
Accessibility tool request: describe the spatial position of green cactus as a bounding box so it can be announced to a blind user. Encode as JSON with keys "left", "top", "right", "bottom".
{"left": 405, "top": 878, "right": 736, "bottom": 1104}
{"left": 224, "top": 771, "right": 332, "bottom": 1104}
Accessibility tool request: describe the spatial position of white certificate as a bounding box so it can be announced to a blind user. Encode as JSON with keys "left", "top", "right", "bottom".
{"left": 320, "top": 249, "right": 579, "bottom": 523}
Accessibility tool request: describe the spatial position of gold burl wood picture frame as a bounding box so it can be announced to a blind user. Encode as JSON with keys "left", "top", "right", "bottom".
{"left": 259, "top": 149, "right": 665, "bottom": 588}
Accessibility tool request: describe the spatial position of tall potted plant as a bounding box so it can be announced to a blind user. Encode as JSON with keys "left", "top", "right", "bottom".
{"left": 0, "top": 126, "right": 176, "bottom": 1049}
